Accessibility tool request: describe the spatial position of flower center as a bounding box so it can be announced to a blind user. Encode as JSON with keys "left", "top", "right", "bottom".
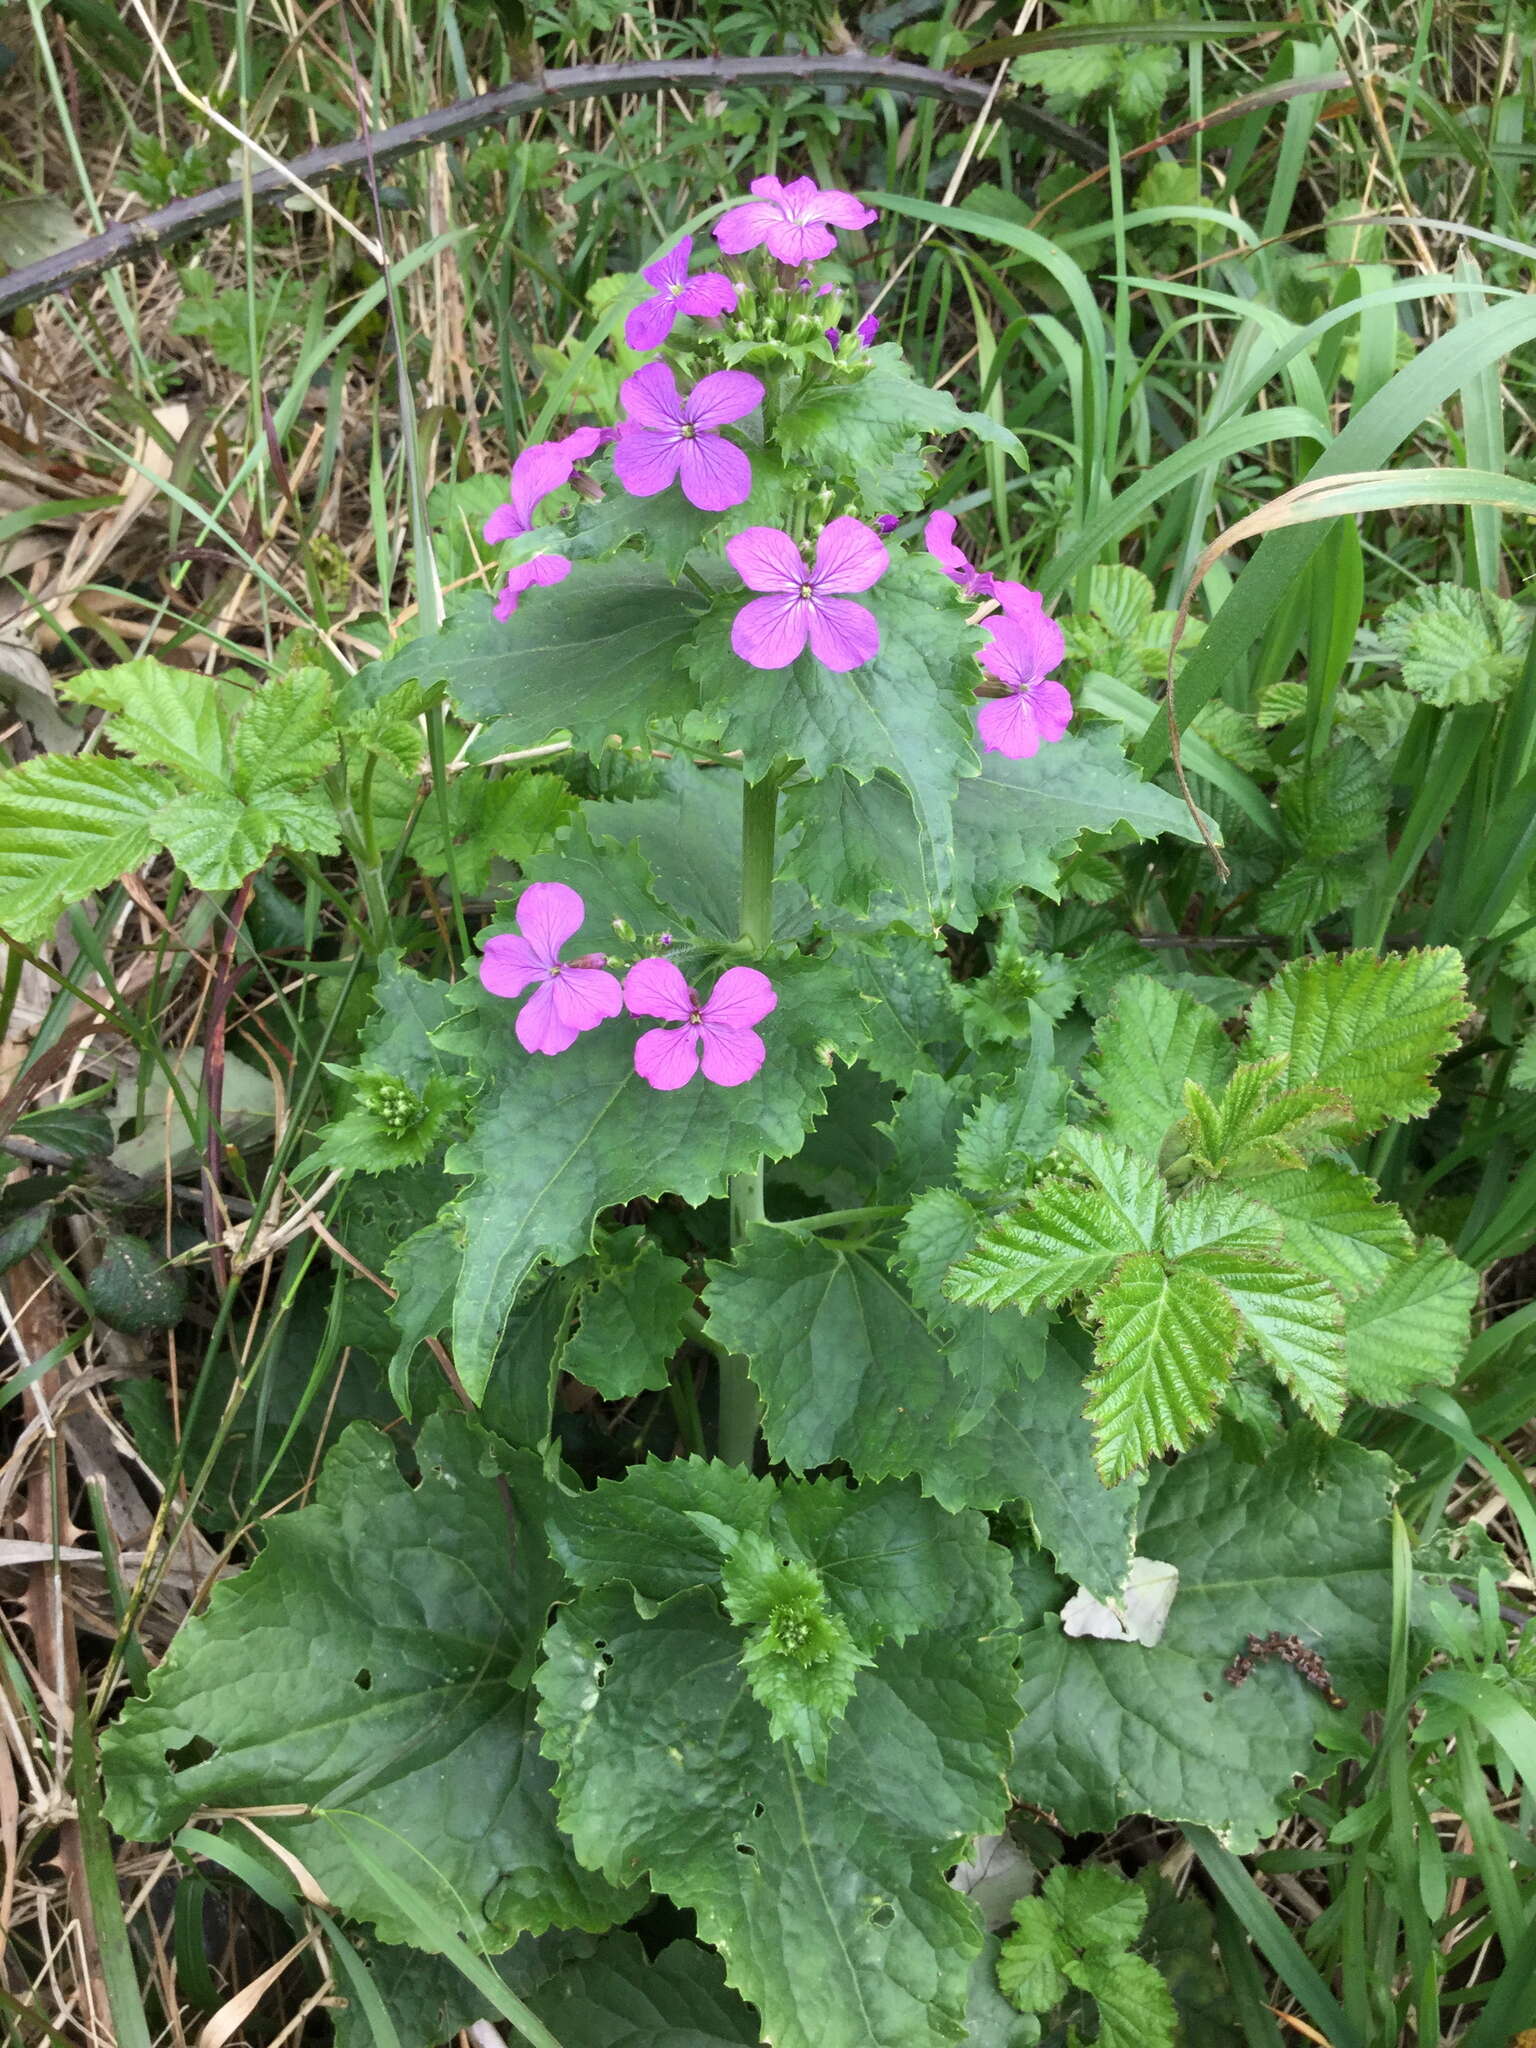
{"left": 799, "top": 580, "right": 814, "bottom": 600}
{"left": 680, "top": 422, "right": 697, "bottom": 439}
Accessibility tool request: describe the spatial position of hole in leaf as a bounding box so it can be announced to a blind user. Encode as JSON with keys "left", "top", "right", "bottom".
{"left": 870, "top": 1903, "right": 895, "bottom": 1928}
{"left": 751, "top": 1802, "right": 765, "bottom": 1818}
{"left": 354, "top": 1668, "right": 373, "bottom": 1691}
{"left": 1202, "top": 1691, "right": 1213, "bottom": 1703}
{"left": 735, "top": 1842, "right": 756, "bottom": 1857}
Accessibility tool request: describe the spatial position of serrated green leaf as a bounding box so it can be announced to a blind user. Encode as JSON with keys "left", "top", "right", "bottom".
{"left": 537, "top": 1464, "right": 1019, "bottom": 2048}
{"left": 1278, "top": 735, "right": 1385, "bottom": 858}
{"left": 949, "top": 731, "right": 1207, "bottom": 930}
{"left": 1183, "top": 1249, "right": 1346, "bottom": 1427}
{"left": 1009, "top": 1434, "right": 1395, "bottom": 1847}
{"left": 66, "top": 656, "right": 229, "bottom": 789}
{"left": 409, "top": 766, "right": 577, "bottom": 896}
{"left": 1074, "top": 1950, "right": 1179, "bottom": 2048}
{"left": 996, "top": 1897, "right": 1067, "bottom": 2013}
{"left": 897, "top": 1186, "right": 986, "bottom": 1321}
{"left": 1240, "top": 1161, "right": 1412, "bottom": 1297}
{"left": 0, "top": 754, "right": 166, "bottom": 942}
{"left": 921, "top": 1323, "right": 1139, "bottom": 1596}
{"left": 948, "top": 1181, "right": 1141, "bottom": 1313}
{"left": 1086, "top": 978, "right": 1236, "bottom": 1160}
{"left": 1379, "top": 584, "right": 1530, "bottom": 706}
{"left": 528, "top": 1935, "right": 763, "bottom": 2047}
{"left": 232, "top": 666, "right": 338, "bottom": 799}
{"left": 1159, "top": 1185, "right": 1280, "bottom": 1261}
{"left": 331, "top": 1927, "right": 598, "bottom": 2048}
{"left": 774, "top": 344, "right": 1022, "bottom": 509}
{"left": 1086, "top": 1253, "right": 1238, "bottom": 1482}
{"left": 1243, "top": 948, "right": 1469, "bottom": 1138}
{"left": 954, "top": 1072, "right": 1067, "bottom": 1197}
{"left": 1181, "top": 1059, "right": 1354, "bottom": 1175}
{"left": 439, "top": 956, "right": 861, "bottom": 1398}
{"left": 704, "top": 1229, "right": 994, "bottom": 1481}
{"left": 1059, "top": 1130, "right": 1167, "bottom": 1248}
{"left": 843, "top": 928, "right": 960, "bottom": 1087}
{"left": 880, "top": 1071, "right": 973, "bottom": 1194}
{"left": 782, "top": 768, "right": 936, "bottom": 922}
{"left": 102, "top": 1415, "right": 633, "bottom": 1944}
{"left": 689, "top": 557, "right": 979, "bottom": 901}
{"left": 564, "top": 1227, "right": 692, "bottom": 1399}
{"left": 159, "top": 785, "right": 339, "bottom": 888}
{"left": 362, "top": 572, "right": 703, "bottom": 750}
{"left": 1343, "top": 1237, "right": 1478, "bottom": 1404}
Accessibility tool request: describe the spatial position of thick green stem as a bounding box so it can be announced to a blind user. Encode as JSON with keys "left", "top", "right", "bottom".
{"left": 719, "top": 771, "right": 779, "bottom": 1467}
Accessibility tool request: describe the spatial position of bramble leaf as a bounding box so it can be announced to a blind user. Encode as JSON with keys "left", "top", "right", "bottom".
{"left": 158, "top": 784, "right": 340, "bottom": 888}
{"left": 1085, "top": 1253, "right": 1238, "bottom": 1482}
{"left": 1181, "top": 1058, "right": 1354, "bottom": 1174}
{"left": 231, "top": 666, "right": 338, "bottom": 799}
{"left": 1240, "top": 1162, "right": 1413, "bottom": 1296}
{"left": 0, "top": 755, "right": 166, "bottom": 942}
{"left": 1086, "top": 978, "right": 1236, "bottom": 1160}
{"left": 102, "top": 1415, "right": 634, "bottom": 1944}
{"left": 1379, "top": 584, "right": 1530, "bottom": 707}
{"left": 947, "top": 1182, "right": 1142, "bottom": 1313}
{"left": 1343, "top": 1237, "right": 1478, "bottom": 1404}
{"left": 1242, "top": 948, "right": 1469, "bottom": 1138}
{"left": 1182, "top": 1249, "right": 1346, "bottom": 1428}
{"left": 1009, "top": 1434, "right": 1396, "bottom": 1847}
{"left": 66, "top": 655, "right": 229, "bottom": 788}
{"left": 538, "top": 1462, "right": 1019, "bottom": 2048}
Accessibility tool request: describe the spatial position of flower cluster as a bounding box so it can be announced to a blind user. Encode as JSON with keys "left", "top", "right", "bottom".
{"left": 480, "top": 884, "right": 776, "bottom": 1092}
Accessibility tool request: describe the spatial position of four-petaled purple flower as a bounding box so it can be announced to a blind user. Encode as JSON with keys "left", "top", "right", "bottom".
{"left": 479, "top": 882, "right": 623, "bottom": 1055}
{"left": 726, "top": 517, "right": 888, "bottom": 673}
{"left": 625, "top": 236, "right": 739, "bottom": 352}
{"left": 924, "top": 510, "right": 995, "bottom": 602}
{"left": 484, "top": 426, "right": 611, "bottom": 621}
{"left": 715, "top": 175, "right": 877, "bottom": 265}
{"left": 976, "top": 596, "right": 1072, "bottom": 760}
{"left": 624, "top": 958, "right": 777, "bottom": 1091}
{"left": 614, "top": 362, "right": 764, "bottom": 512}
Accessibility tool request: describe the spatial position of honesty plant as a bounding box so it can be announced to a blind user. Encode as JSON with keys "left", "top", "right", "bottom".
{"left": 68, "top": 170, "right": 1484, "bottom": 2048}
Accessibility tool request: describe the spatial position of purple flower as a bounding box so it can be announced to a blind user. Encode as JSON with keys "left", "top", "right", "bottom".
{"left": 624, "top": 958, "right": 777, "bottom": 1090}
{"left": 976, "top": 599, "right": 1072, "bottom": 760}
{"left": 726, "top": 517, "right": 889, "bottom": 673}
{"left": 924, "top": 510, "right": 994, "bottom": 602}
{"left": 625, "top": 236, "right": 739, "bottom": 351}
{"left": 715, "top": 175, "right": 878, "bottom": 266}
{"left": 874, "top": 514, "right": 902, "bottom": 535}
{"left": 826, "top": 311, "right": 880, "bottom": 352}
{"left": 483, "top": 427, "right": 605, "bottom": 544}
{"left": 613, "top": 362, "right": 764, "bottom": 512}
{"left": 493, "top": 553, "right": 572, "bottom": 621}
{"left": 479, "top": 882, "right": 623, "bottom": 1055}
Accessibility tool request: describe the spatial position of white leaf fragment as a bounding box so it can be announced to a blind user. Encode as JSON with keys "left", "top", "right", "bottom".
{"left": 1059, "top": 1555, "right": 1179, "bottom": 1646}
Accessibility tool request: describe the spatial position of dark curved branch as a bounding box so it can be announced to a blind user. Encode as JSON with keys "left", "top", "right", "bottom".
{"left": 0, "top": 55, "right": 1103, "bottom": 320}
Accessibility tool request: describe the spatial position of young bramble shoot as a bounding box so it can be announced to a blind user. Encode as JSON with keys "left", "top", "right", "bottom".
{"left": 613, "top": 361, "right": 764, "bottom": 511}
{"left": 624, "top": 957, "right": 777, "bottom": 1090}
{"left": 479, "top": 881, "right": 623, "bottom": 1055}
{"left": 624, "top": 234, "right": 738, "bottom": 351}
{"left": 727, "top": 516, "right": 889, "bottom": 672}
{"left": 713, "top": 173, "right": 878, "bottom": 263}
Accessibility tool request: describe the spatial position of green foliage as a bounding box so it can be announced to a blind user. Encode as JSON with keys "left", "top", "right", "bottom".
{"left": 1378, "top": 584, "right": 1531, "bottom": 706}
{"left": 0, "top": 754, "right": 164, "bottom": 942}
{"left": 997, "top": 1865, "right": 1178, "bottom": 2048}
{"left": 563, "top": 1226, "right": 693, "bottom": 1398}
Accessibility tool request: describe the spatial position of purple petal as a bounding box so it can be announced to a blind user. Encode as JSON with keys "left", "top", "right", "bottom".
{"left": 640, "top": 238, "right": 690, "bottom": 290}
{"left": 484, "top": 500, "right": 530, "bottom": 544}
{"left": 493, "top": 553, "right": 570, "bottom": 620}
{"left": 874, "top": 514, "right": 902, "bottom": 535}
{"left": 994, "top": 578, "right": 1054, "bottom": 627}
{"left": 856, "top": 313, "right": 880, "bottom": 346}
{"left": 825, "top": 326, "right": 842, "bottom": 352}
{"left": 701, "top": 965, "right": 777, "bottom": 1030}
{"left": 807, "top": 595, "right": 880, "bottom": 673}
{"left": 699, "top": 1023, "right": 766, "bottom": 1088}
{"left": 725, "top": 526, "right": 806, "bottom": 593}
{"left": 624, "top": 293, "right": 677, "bottom": 352}
{"left": 557, "top": 426, "right": 605, "bottom": 463}
{"left": 508, "top": 439, "right": 580, "bottom": 530}
{"left": 812, "top": 515, "right": 889, "bottom": 595}
{"left": 802, "top": 187, "right": 879, "bottom": 231}
{"left": 634, "top": 1024, "right": 702, "bottom": 1091}
{"left": 515, "top": 880, "right": 585, "bottom": 968}
{"left": 979, "top": 608, "right": 1065, "bottom": 691}
{"left": 924, "top": 511, "right": 969, "bottom": 584}
{"left": 776, "top": 176, "right": 818, "bottom": 207}
{"left": 733, "top": 592, "right": 810, "bottom": 670}
{"left": 618, "top": 360, "right": 685, "bottom": 431}
{"left": 612, "top": 426, "right": 683, "bottom": 499}
{"left": 976, "top": 690, "right": 1045, "bottom": 760}
{"left": 676, "top": 272, "right": 738, "bottom": 320}
{"left": 764, "top": 219, "right": 838, "bottom": 265}
{"left": 515, "top": 978, "right": 581, "bottom": 1056}
{"left": 685, "top": 369, "right": 764, "bottom": 429}
{"left": 677, "top": 434, "right": 752, "bottom": 512}
{"left": 1031, "top": 676, "right": 1074, "bottom": 743}
{"left": 479, "top": 933, "right": 545, "bottom": 999}
{"left": 623, "top": 955, "right": 695, "bottom": 1022}
{"left": 714, "top": 200, "right": 780, "bottom": 254}
{"left": 548, "top": 964, "right": 624, "bottom": 1035}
